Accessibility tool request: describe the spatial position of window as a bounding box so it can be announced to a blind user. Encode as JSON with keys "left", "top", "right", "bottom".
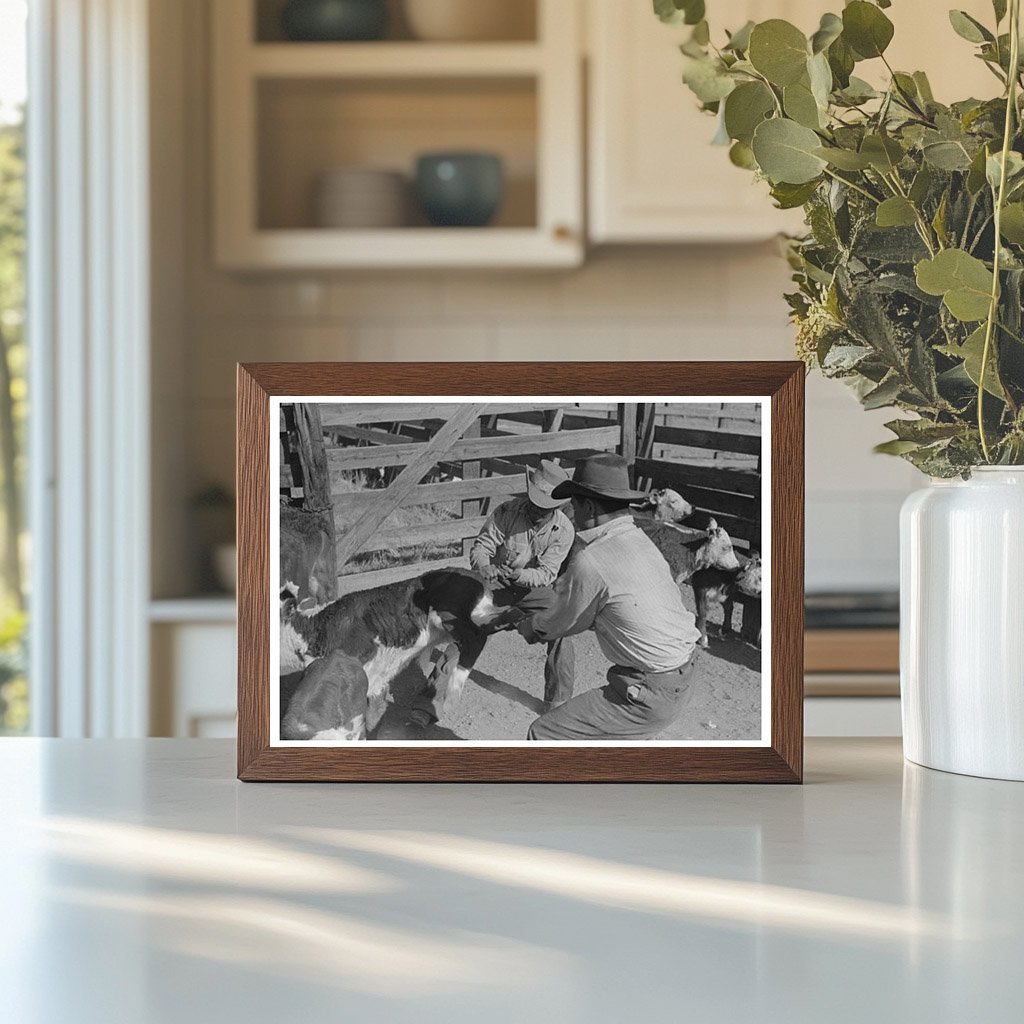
{"left": 0, "top": 0, "right": 28, "bottom": 734}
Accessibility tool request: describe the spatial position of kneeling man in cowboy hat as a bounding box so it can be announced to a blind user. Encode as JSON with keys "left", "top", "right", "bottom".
{"left": 468, "top": 459, "right": 577, "bottom": 707}
{"left": 517, "top": 453, "right": 702, "bottom": 740}
{"left": 405, "top": 459, "right": 577, "bottom": 731}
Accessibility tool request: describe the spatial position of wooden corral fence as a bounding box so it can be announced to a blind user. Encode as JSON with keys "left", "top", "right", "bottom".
{"left": 279, "top": 402, "right": 762, "bottom": 598}
{"left": 578, "top": 402, "right": 763, "bottom": 550}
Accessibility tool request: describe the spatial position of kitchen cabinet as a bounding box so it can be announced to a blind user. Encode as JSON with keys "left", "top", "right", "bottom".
{"left": 211, "top": 0, "right": 583, "bottom": 269}
{"left": 586, "top": 0, "right": 999, "bottom": 244}
{"left": 587, "top": 0, "right": 812, "bottom": 243}
{"left": 150, "top": 601, "right": 237, "bottom": 738}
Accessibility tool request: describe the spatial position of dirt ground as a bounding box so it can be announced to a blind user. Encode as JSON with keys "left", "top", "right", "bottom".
{"left": 372, "top": 588, "right": 763, "bottom": 742}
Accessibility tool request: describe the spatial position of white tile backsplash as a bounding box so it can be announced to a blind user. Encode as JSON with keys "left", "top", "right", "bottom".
{"left": 165, "top": 0, "right": 917, "bottom": 596}
{"left": 182, "top": 252, "right": 916, "bottom": 593}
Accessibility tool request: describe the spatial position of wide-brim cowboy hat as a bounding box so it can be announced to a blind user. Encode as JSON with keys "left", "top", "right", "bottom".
{"left": 526, "top": 459, "right": 571, "bottom": 509}
{"left": 551, "top": 453, "right": 648, "bottom": 503}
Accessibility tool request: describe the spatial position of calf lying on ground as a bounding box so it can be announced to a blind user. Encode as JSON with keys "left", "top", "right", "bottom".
{"left": 280, "top": 568, "right": 498, "bottom": 740}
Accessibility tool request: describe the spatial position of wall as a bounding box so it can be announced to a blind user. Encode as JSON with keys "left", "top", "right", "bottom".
{"left": 154, "top": 0, "right": 920, "bottom": 598}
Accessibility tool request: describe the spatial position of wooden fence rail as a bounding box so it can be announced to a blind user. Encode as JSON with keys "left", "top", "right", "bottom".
{"left": 303, "top": 401, "right": 763, "bottom": 595}
{"left": 327, "top": 425, "right": 620, "bottom": 472}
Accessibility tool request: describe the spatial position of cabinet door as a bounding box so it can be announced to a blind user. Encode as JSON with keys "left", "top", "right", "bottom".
{"left": 588, "top": 0, "right": 995, "bottom": 244}
{"left": 588, "top": 0, "right": 810, "bottom": 243}
{"left": 212, "top": 0, "right": 584, "bottom": 269}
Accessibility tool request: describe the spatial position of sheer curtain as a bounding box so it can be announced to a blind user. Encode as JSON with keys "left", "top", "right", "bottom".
{"left": 28, "top": 0, "right": 150, "bottom": 736}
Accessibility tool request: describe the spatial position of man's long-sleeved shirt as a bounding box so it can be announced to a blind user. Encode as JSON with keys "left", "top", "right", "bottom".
{"left": 520, "top": 515, "right": 700, "bottom": 672}
{"left": 469, "top": 497, "right": 574, "bottom": 588}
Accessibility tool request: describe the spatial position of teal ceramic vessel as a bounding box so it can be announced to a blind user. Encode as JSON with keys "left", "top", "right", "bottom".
{"left": 415, "top": 152, "right": 505, "bottom": 228}
{"left": 281, "top": 0, "right": 388, "bottom": 42}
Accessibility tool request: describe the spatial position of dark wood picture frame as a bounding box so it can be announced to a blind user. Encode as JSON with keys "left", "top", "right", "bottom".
{"left": 237, "top": 362, "right": 804, "bottom": 782}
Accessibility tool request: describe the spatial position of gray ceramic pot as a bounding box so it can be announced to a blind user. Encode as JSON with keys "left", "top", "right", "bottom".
{"left": 415, "top": 152, "right": 505, "bottom": 227}
{"left": 281, "top": 0, "right": 388, "bottom": 42}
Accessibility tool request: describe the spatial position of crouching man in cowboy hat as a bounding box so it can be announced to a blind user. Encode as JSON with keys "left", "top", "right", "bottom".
{"left": 468, "top": 459, "right": 577, "bottom": 707}
{"left": 517, "top": 453, "right": 703, "bottom": 741}
{"left": 404, "top": 459, "right": 577, "bottom": 732}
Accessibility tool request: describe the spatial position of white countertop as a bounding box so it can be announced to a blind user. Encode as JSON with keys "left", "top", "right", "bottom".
{"left": 1, "top": 738, "right": 1021, "bottom": 1023}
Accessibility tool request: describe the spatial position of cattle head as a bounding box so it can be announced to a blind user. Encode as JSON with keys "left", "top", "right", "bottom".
{"left": 693, "top": 518, "right": 741, "bottom": 572}
{"left": 737, "top": 553, "right": 763, "bottom": 597}
{"left": 643, "top": 488, "right": 695, "bottom": 524}
{"left": 279, "top": 583, "right": 316, "bottom": 674}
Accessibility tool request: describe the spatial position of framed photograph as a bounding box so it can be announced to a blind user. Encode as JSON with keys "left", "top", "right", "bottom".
{"left": 237, "top": 362, "right": 803, "bottom": 782}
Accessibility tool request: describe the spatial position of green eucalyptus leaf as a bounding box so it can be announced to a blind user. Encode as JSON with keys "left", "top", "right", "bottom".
{"left": 683, "top": 57, "right": 737, "bottom": 104}
{"left": 948, "top": 10, "right": 994, "bottom": 44}
{"left": 724, "top": 81, "right": 776, "bottom": 144}
{"left": 986, "top": 150, "right": 1024, "bottom": 191}
{"left": 885, "top": 418, "right": 963, "bottom": 443}
{"left": 729, "top": 140, "right": 758, "bottom": 169}
{"left": 915, "top": 249, "right": 994, "bottom": 321}
{"left": 683, "top": 0, "right": 705, "bottom": 24}
{"left": 711, "top": 109, "right": 731, "bottom": 145}
{"left": 967, "top": 144, "right": 992, "bottom": 193}
{"left": 862, "top": 374, "right": 903, "bottom": 409}
{"left": 932, "top": 190, "right": 950, "bottom": 247}
{"left": 827, "top": 35, "right": 856, "bottom": 88}
{"left": 653, "top": 0, "right": 705, "bottom": 26}
{"left": 923, "top": 139, "right": 972, "bottom": 171}
{"left": 993, "top": 0, "right": 1008, "bottom": 24}
{"left": 939, "top": 326, "right": 1006, "bottom": 397}
{"left": 861, "top": 133, "right": 904, "bottom": 173}
{"left": 909, "top": 164, "right": 934, "bottom": 205}
{"left": 724, "top": 20, "right": 755, "bottom": 53}
{"left": 1000, "top": 203, "right": 1024, "bottom": 245}
{"left": 771, "top": 179, "right": 820, "bottom": 208}
{"left": 913, "top": 71, "right": 935, "bottom": 104}
{"left": 808, "top": 52, "right": 833, "bottom": 107}
{"left": 875, "top": 438, "right": 922, "bottom": 455}
{"left": 784, "top": 80, "right": 825, "bottom": 129}
{"left": 752, "top": 118, "right": 828, "bottom": 184}
{"left": 692, "top": 19, "right": 710, "bottom": 45}
{"left": 810, "top": 12, "right": 843, "bottom": 54}
{"left": 837, "top": 76, "right": 879, "bottom": 104}
{"left": 748, "top": 20, "right": 809, "bottom": 86}
{"left": 842, "top": 1, "right": 895, "bottom": 59}
{"left": 814, "top": 145, "right": 872, "bottom": 170}
{"left": 876, "top": 196, "right": 918, "bottom": 228}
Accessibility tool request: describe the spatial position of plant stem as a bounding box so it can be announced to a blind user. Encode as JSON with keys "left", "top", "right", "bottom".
{"left": 822, "top": 167, "right": 880, "bottom": 205}
{"left": 979, "top": 0, "right": 1021, "bottom": 462}
{"left": 884, "top": 171, "right": 939, "bottom": 254}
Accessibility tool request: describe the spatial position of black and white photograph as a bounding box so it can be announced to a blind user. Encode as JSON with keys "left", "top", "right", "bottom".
{"left": 272, "top": 398, "right": 769, "bottom": 745}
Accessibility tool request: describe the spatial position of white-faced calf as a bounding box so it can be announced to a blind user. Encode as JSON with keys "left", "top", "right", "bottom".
{"left": 280, "top": 569, "right": 498, "bottom": 740}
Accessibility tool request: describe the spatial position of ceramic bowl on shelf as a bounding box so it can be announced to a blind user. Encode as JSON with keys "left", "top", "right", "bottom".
{"left": 414, "top": 152, "right": 504, "bottom": 227}
{"left": 315, "top": 167, "right": 408, "bottom": 229}
{"left": 403, "top": 0, "right": 534, "bottom": 42}
{"left": 280, "top": 0, "right": 388, "bottom": 42}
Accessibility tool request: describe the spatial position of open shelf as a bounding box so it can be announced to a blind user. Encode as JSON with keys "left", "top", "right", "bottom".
{"left": 249, "top": 42, "right": 544, "bottom": 77}
{"left": 257, "top": 76, "right": 538, "bottom": 232}
{"left": 213, "top": 0, "right": 582, "bottom": 268}
{"left": 254, "top": 0, "right": 538, "bottom": 44}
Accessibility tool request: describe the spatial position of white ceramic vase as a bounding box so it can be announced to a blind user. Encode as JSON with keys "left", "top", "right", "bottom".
{"left": 900, "top": 467, "right": 1024, "bottom": 781}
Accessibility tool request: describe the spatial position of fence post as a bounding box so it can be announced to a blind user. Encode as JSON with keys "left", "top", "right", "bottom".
{"left": 619, "top": 403, "right": 637, "bottom": 483}
{"left": 635, "top": 403, "right": 657, "bottom": 490}
{"left": 461, "top": 416, "right": 482, "bottom": 558}
{"left": 280, "top": 403, "right": 337, "bottom": 603}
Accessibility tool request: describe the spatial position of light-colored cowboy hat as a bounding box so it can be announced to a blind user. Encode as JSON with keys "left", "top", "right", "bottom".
{"left": 526, "top": 459, "right": 571, "bottom": 509}
{"left": 551, "top": 453, "right": 648, "bottom": 503}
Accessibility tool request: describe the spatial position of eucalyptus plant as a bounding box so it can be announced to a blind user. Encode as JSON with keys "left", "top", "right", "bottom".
{"left": 657, "top": 0, "right": 1024, "bottom": 475}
